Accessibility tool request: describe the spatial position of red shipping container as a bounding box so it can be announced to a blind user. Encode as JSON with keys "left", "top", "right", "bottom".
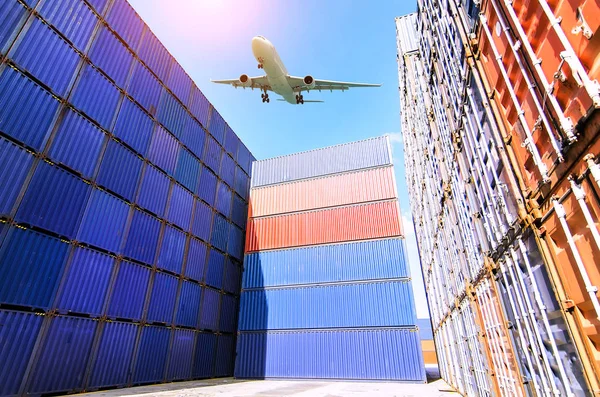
{"left": 245, "top": 200, "right": 403, "bottom": 252}
{"left": 249, "top": 166, "right": 397, "bottom": 217}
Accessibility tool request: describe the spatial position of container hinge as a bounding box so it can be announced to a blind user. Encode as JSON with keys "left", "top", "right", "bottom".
{"left": 572, "top": 7, "right": 593, "bottom": 39}
{"left": 562, "top": 299, "right": 575, "bottom": 312}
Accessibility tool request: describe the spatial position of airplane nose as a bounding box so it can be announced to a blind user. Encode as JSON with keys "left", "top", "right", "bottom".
{"left": 252, "top": 37, "right": 263, "bottom": 55}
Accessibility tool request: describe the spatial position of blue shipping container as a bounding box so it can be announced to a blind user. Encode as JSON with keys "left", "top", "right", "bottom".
{"left": 39, "top": 0, "right": 98, "bottom": 52}
{"left": 89, "top": 321, "right": 138, "bottom": 388}
{"left": 147, "top": 272, "right": 178, "bottom": 324}
{"left": 235, "top": 328, "right": 426, "bottom": 381}
{"left": 107, "top": 260, "right": 150, "bottom": 321}
{"left": 133, "top": 325, "right": 170, "bottom": 384}
{"left": 157, "top": 225, "right": 186, "bottom": 274}
{"left": 238, "top": 280, "right": 417, "bottom": 330}
{"left": 242, "top": 239, "right": 411, "bottom": 288}
{"left": 185, "top": 237, "right": 208, "bottom": 282}
{"left": 193, "top": 332, "right": 216, "bottom": 378}
{"left": 166, "top": 329, "right": 194, "bottom": 380}
{"left": 200, "top": 288, "right": 220, "bottom": 330}
{"left": 0, "top": 1, "right": 28, "bottom": 57}
{"left": 176, "top": 281, "right": 201, "bottom": 328}
{"left": 89, "top": 25, "right": 134, "bottom": 88}
{"left": 0, "top": 310, "right": 43, "bottom": 396}
{"left": 0, "top": 136, "right": 33, "bottom": 216}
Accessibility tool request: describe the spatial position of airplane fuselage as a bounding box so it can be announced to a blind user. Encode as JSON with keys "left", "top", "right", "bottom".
{"left": 251, "top": 36, "right": 297, "bottom": 104}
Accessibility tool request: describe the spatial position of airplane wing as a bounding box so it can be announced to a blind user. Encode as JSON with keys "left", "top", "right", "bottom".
{"left": 210, "top": 76, "right": 271, "bottom": 90}
{"left": 287, "top": 76, "right": 381, "bottom": 92}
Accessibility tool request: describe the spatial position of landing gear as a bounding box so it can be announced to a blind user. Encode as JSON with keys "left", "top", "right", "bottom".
{"left": 261, "top": 92, "right": 270, "bottom": 103}
{"left": 295, "top": 94, "right": 304, "bottom": 104}
{"left": 257, "top": 63, "right": 263, "bottom": 69}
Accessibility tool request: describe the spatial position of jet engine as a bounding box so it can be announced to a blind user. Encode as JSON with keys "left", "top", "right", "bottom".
{"left": 303, "top": 75, "right": 316, "bottom": 89}
{"left": 238, "top": 74, "right": 252, "bottom": 87}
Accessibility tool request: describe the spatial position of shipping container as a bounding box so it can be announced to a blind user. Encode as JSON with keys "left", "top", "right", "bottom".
{"left": 239, "top": 280, "right": 417, "bottom": 331}
{"left": 0, "top": 0, "right": 249, "bottom": 393}
{"left": 396, "top": 6, "right": 598, "bottom": 395}
{"left": 246, "top": 200, "right": 403, "bottom": 252}
{"left": 251, "top": 136, "right": 392, "bottom": 188}
{"left": 249, "top": 166, "right": 397, "bottom": 217}
{"left": 242, "top": 238, "right": 411, "bottom": 288}
{"left": 235, "top": 328, "right": 425, "bottom": 381}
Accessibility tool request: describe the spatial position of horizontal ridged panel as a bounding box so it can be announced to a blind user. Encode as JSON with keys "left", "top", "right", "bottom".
{"left": 184, "top": 237, "right": 207, "bottom": 282}
{"left": 147, "top": 272, "right": 178, "bottom": 324}
{"left": 49, "top": 108, "right": 105, "bottom": 178}
{"left": 211, "top": 214, "right": 228, "bottom": 252}
{"left": 208, "top": 108, "right": 225, "bottom": 144}
{"left": 215, "top": 334, "right": 234, "bottom": 376}
{"left": 167, "top": 62, "right": 192, "bottom": 105}
{"left": 128, "top": 61, "right": 161, "bottom": 115}
{"left": 200, "top": 288, "right": 219, "bottom": 330}
{"left": 71, "top": 64, "right": 121, "bottom": 130}
{"left": 123, "top": 209, "right": 161, "bottom": 265}
{"left": 176, "top": 281, "right": 201, "bottom": 328}
{"left": 157, "top": 225, "right": 185, "bottom": 274}
{"left": 250, "top": 166, "right": 397, "bottom": 217}
{"left": 206, "top": 249, "right": 225, "bottom": 289}
{"left": 89, "top": 321, "right": 138, "bottom": 388}
{"left": 12, "top": 17, "right": 81, "bottom": 96}
{"left": 28, "top": 316, "right": 97, "bottom": 394}
{"left": 133, "top": 325, "right": 170, "bottom": 383}
{"left": 137, "top": 29, "right": 171, "bottom": 83}
{"left": 167, "top": 329, "right": 194, "bottom": 380}
{"left": 235, "top": 328, "right": 425, "bottom": 381}
{"left": 167, "top": 184, "right": 193, "bottom": 231}
{"left": 416, "top": 318, "right": 433, "bottom": 340}
{"left": 105, "top": 0, "right": 143, "bottom": 50}
{"left": 113, "top": 98, "right": 153, "bottom": 156}
{"left": 55, "top": 246, "right": 115, "bottom": 315}
{"left": 97, "top": 139, "right": 143, "bottom": 202}
{"left": 246, "top": 201, "right": 403, "bottom": 252}
{"left": 0, "top": 310, "right": 43, "bottom": 396}
{"left": 0, "top": 67, "right": 60, "bottom": 151}
{"left": 239, "top": 280, "right": 417, "bottom": 330}
{"left": 0, "top": 1, "right": 28, "bottom": 56}
{"left": 39, "top": 0, "right": 97, "bottom": 51}
{"left": 89, "top": 25, "right": 133, "bottom": 88}
{"left": 181, "top": 115, "right": 204, "bottom": 159}
{"left": 243, "top": 239, "right": 410, "bottom": 288}
{"left": 193, "top": 332, "right": 216, "bottom": 378}
{"left": 198, "top": 168, "right": 217, "bottom": 205}
{"left": 191, "top": 199, "right": 212, "bottom": 242}
{"left": 219, "top": 294, "right": 237, "bottom": 333}
{"left": 148, "top": 125, "right": 179, "bottom": 176}
{"left": 0, "top": 136, "right": 33, "bottom": 216}
{"left": 78, "top": 188, "right": 129, "bottom": 253}
{"left": 137, "top": 164, "right": 169, "bottom": 217}
{"left": 17, "top": 161, "right": 90, "bottom": 238}
{"left": 175, "top": 148, "right": 200, "bottom": 192}
{"left": 107, "top": 260, "right": 150, "bottom": 321}
{"left": 190, "top": 87, "right": 209, "bottom": 128}
{"left": 251, "top": 136, "right": 391, "bottom": 187}
{"left": 158, "top": 91, "right": 185, "bottom": 139}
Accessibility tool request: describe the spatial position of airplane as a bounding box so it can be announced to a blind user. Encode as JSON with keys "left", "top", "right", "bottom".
{"left": 211, "top": 36, "right": 381, "bottom": 104}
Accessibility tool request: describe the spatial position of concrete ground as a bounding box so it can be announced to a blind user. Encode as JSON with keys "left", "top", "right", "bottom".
{"left": 75, "top": 367, "right": 459, "bottom": 397}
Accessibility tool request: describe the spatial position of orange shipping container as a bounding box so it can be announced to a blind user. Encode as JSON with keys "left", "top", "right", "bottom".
{"left": 535, "top": 148, "right": 600, "bottom": 386}
{"left": 476, "top": 0, "right": 600, "bottom": 197}
{"left": 245, "top": 200, "right": 403, "bottom": 252}
{"left": 249, "top": 166, "right": 397, "bottom": 217}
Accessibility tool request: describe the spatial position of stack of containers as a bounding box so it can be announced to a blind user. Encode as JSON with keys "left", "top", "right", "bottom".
{"left": 0, "top": 0, "right": 254, "bottom": 395}
{"left": 397, "top": 0, "right": 600, "bottom": 394}
{"left": 235, "top": 137, "right": 426, "bottom": 381}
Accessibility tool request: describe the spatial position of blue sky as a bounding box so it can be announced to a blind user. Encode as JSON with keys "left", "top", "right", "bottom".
{"left": 129, "top": 0, "right": 429, "bottom": 318}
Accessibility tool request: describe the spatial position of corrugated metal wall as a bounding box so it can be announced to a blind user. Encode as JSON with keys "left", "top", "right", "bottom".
{"left": 236, "top": 137, "right": 426, "bottom": 381}
{"left": 0, "top": 0, "right": 254, "bottom": 395}
{"left": 397, "top": 0, "right": 600, "bottom": 394}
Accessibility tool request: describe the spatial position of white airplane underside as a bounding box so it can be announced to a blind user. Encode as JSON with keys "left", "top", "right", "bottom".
{"left": 211, "top": 36, "right": 381, "bottom": 104}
